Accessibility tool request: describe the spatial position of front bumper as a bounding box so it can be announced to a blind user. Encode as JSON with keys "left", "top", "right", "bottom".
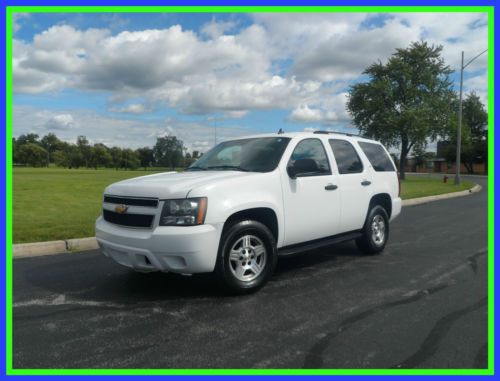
{"left": 96, "top": 217, "right": 223, "bottom": 274}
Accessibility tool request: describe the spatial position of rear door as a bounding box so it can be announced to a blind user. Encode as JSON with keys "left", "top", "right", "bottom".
{"left": 280, "top": 138, "right": 341, "bottom": 246}
{"left": 328, "top": 139, "right": 372, "bottom": 232}
{"left": 357, "top": 141, "right": 399, "bottom": 200}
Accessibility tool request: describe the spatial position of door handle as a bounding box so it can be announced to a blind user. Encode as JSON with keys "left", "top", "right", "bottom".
{"left": 325, "top": 184, "right": 338, "bottom": 191}
{"left": 361, "top": 180, "right": 371, "bottom": 186}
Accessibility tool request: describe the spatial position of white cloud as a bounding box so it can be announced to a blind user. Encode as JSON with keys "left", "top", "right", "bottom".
{"left": 303, "top": 127, "right": 320, "bottom": 132}
{"left": 289, "top": 92, "right": 350, "bottom": 125}
{"left": 179, "top": 75, "right": 323, "bottom": 114}
{"left": 109, "top": 103, "right": 149, "bottom": 114}
{"left": 464, "top": 74, "right": 488, "bottom": 109}
{"left": 12, "top": 11, "right": 489, "bottom": 141}
{"left": 290, "top": 105, "right": 324, "bottom": 122}
{"left": 393, "top": 13, "right": 488, "bottom": 69}
{"left": 292, "top": 18, "right": 420, "bottom": 81}
{"left": 224, "top": 110, "right": 248, "bottom": 119}
{"left": 15, "top": 24, "right": 268, "bottom": 93}
{"left": 251, "top": 13, "right": 368, "bottom": 60}
{"left": 201, "top": 19, "right": 236, "bottom": 39}
{"left": 45, "top": 114, "right": 75, "bottom": 130}
{"left": 14, "top": 105, "right": 252, "bottom": 153}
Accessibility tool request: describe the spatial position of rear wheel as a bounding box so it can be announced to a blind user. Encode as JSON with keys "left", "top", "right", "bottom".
{"left": 356, "top": 205, "right": 389, "bottom": 255}
{"left": 216, "top": 220, "right": 277, "bottom": 294}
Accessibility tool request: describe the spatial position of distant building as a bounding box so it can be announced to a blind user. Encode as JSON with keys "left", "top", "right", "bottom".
{"left": 401, "top": 140, "right": 487, "bottom": 175}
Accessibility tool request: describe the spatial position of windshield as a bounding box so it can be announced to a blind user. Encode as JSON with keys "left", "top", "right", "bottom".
{"left": 186, "top": 137, "right": 291, "bottom": 173}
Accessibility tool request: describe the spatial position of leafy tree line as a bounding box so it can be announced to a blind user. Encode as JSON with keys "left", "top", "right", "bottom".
{"left": 347, "top": 41, "right": 488, "bottom": 178}
{"left": 13, "top": 133, "right": 203, "bottom": 170}
{"left": 442, "top": 92, "right": 488, "bottom": 174}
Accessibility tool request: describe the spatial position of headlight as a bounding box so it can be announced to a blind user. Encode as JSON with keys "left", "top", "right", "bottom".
{"left": 160, "top": 197, "right": 207, "bottom": 226}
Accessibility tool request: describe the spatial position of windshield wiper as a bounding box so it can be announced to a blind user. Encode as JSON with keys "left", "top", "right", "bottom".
{"left": 185, "top": 166, "right": 207, "bottom": 171}
{"left": 206, "top": 165, "right": 249, "bottom": 172}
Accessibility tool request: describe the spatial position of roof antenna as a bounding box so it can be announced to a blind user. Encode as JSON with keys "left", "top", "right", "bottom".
{"left": 278, "top": 128, "right": 284, "bottom": 134}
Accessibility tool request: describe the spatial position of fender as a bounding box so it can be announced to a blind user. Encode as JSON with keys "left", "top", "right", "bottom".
{"left": 188, "top": 171, "right": 285, "bottom": 247}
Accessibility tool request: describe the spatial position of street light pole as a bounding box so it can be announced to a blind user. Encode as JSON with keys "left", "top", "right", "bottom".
{"left": 455, "top": 51, "right": 464, "bottom": 185}
{"left": 454, "top": 48, "right": 487, "bottom": 185}
{"left": 208, "top": 116, "right": 219, "bottom": 146}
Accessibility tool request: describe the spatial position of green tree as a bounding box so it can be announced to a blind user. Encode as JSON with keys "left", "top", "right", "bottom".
{"left": 412, "top": 144, "right": 436, "bottom": 167}
{"left": 77, "top": 135, "right": 91, "bottom": 168}
{"left": 64, "top": 144, "right": 84, "bottom": 169}
{"left": 444, "top": 92, "right": 488, "bottom": 174}
{"left": 16, "top": 133, "right": 40, "bottom": 146}
{"left": 184, "top": 152, "right": 194, "bottom": 167}
{"left": 90, "top": 144, "right": 112, "bottom": 169}
{"left": 347, "top": 41, "right": 456, "bottom": 179}
{"left": 463, "top": 92, "right": 488, "bottom": 140}
{"left": 109, "top": 147, "right": 123, "bottom": 170}
{"left": 52, "top": 150, "right": 68, "bottom": 167}
{"left": 136, "top": 147, "right": 155, "bottom": 169}
{"left": 40, "top": 133, "right": 63, "bottom": 166}
{"left": 17, "top": 143, "right": 48, "bottom": 167}
{"left": 12, "top": 137, "right": 19, "bottom": 164}
{"left": 121, "top": 148, "right": 140, "bottom": 170}
{"left": 153, "top": 135, "right": 185, "bottom": 169}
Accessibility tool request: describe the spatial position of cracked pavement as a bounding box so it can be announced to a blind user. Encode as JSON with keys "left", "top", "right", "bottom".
{"left": 12, "top": 176, "right": 488, "bottom": 369}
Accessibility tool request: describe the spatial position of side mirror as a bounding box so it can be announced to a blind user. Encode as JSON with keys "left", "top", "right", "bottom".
{"left": 287, "top": 165, "right": 297, "bottom": 179}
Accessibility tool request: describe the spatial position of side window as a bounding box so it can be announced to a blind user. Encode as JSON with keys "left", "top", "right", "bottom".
{"left": 289, "top": 139, "right": 331, "bottom": 176}
{"left": 358, "top": 142, "right": 396, "bottom": 172}
{"left": 328, "top": 139, "right": 363, "bottom": 174}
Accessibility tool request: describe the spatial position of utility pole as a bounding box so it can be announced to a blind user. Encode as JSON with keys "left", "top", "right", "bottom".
{"left": 455, "top": 51, "right": 464, "bottom": 185}
{"left": 455, "top": 48, "right": 487, "bottom": 185}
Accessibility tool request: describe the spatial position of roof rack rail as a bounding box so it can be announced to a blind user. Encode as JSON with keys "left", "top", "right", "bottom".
{"left": 313, "top": 130, "right": 363, "bottom": 138}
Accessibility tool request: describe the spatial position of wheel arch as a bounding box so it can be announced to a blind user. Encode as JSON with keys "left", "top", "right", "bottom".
{"left": 369, "top": 193, "right": 392, "bottom": 219}
{"left": 222, "top": 207, "right": 280, "bottom": 244}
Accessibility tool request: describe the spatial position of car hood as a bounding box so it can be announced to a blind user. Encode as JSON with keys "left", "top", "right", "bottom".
{"left": 104, "top": 170, "right": 254, "bottom": 199}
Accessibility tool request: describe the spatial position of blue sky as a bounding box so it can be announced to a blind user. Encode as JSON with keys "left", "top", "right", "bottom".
{"left": 12, "top": 12, "right": 489, "bottom": 153}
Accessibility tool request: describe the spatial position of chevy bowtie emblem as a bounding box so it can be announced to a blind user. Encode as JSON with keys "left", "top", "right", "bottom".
{"left": 115, "top": 204, "right": 129, "bottom": 214}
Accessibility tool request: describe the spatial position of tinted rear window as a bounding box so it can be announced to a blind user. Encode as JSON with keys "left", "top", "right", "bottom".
{"left": 358, "top": 142, "right": 395, "bottom": 172}
{"left": 328, "top": 139, "right": 363, "bottom": 174}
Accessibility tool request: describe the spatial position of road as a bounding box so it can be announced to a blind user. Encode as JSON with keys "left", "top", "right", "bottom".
{"left": 12, "top": 177, "right": 488, "bottom": 369}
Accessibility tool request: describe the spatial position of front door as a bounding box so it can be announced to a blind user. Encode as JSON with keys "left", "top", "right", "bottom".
{"left": 281, "top": 138, "right": 341, "bottom": 246}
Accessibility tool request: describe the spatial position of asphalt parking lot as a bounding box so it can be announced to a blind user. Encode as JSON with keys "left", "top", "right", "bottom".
{"left": 12, "top": 176, "right": 488, "bottom": 369}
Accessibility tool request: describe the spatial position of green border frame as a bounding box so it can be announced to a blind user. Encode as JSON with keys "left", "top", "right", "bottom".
{"left": 5, "top": 5, "right": 495, "bottom": 376}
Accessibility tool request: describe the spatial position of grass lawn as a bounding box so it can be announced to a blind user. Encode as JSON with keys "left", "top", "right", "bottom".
{"left": 12, "top": 168, "right": 475, "bottom": 244}
{"left": 400, "top": 175, "right": 473, "bottom": 200}
{"left": 13, "top": 167, "right": 170, "bottom": 244}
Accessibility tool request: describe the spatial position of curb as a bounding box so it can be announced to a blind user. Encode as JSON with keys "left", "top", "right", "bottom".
{"left": 13, "top": 240, "right": 68, "bottom": 258}
{"left": 402, "top": 184, "right": 482, "bottom": 207}
{"left": 66, "top": 237, "right": 99, "bottom": 252}
{"left": 405, "top": 172, "right": 487, "bottom": 178}
{"left": 13, "top": 184, "right": 481, "bottom": 259}
{"left": 13, "top": 237, "right": 99, "bottom": 259}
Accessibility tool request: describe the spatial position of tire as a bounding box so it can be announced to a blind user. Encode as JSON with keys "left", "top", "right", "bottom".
{"left": 215, "top": 220, "right": 277, "bottom": 294}
{"left": 356, "top": 205, "right": 389, "bottom": 255}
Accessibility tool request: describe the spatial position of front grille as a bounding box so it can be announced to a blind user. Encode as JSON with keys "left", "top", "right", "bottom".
{"left": 103, "top": 195, "right": 159, "bottom": 208}
{"left": 103, "top": 209, "right": 155, "bottom": 228}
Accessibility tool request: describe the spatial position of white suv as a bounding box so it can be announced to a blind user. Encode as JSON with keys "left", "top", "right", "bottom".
{"left": 96, "top": 131, "right": 402, "bottom": 293}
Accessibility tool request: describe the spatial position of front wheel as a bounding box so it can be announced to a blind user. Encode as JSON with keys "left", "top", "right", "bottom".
{"left": 356, "top": 205, "right": 389, "bottom": 255}
{"left": 215, "top": 220, "right": 277, "bottom": 294}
